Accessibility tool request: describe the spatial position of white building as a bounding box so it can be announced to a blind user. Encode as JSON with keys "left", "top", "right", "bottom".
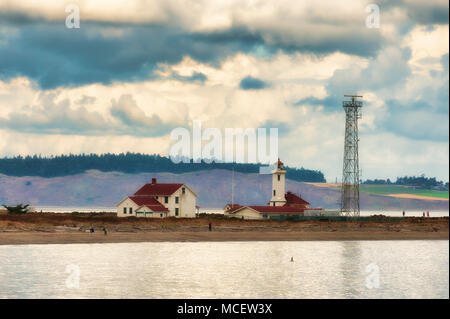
{"left": 225, "top": 159, "right": 325, "bottom": 220}
{"left": 116, "top": 178, "right": 198, "bottom": 218}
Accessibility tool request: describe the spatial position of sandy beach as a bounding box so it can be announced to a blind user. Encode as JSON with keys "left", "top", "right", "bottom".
{"left": 0, "top": 213, "right": 448, "bottom": 245}
{"left": 0, "top": 229, "right": 448, "bottom": 245}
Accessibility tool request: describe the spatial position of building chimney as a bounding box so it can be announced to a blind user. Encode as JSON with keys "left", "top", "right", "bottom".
{"left": 152, "top": 178, "right": 157, "bottom": 184}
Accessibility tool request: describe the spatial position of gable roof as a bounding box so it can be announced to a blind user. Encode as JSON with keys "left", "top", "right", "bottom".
{"left": 285, "top": 191, "right": 310, "bottom": 206}
{"left": 136, "top": 204, "right": 169, "bottom": 213}
{"left": 230, "top": 205, "right": 307, "bottom": 215}
{"left": 134, "top": 183, "right": 184, "bottom": 196}
{"left": 129, "top": 196, "right": 169, "bottom": 212}
{"left": 224, "top": 204, "right": 242, "bottom": 213}
{"left": 248, "top": 205, "right": 306, "bottom": 213}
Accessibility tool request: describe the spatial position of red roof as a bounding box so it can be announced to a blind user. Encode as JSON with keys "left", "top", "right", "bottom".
{"left": 284, "top": 191, "right": 310, "bottom": 206}
{"left": 129, "top": 196, "right": 169, "bottom": 212}
{"left": 134, "top": 183, "right": 184, "bottom": 196}
{"left": 248, "top": 206, "right": 305, "bottom": 213}
{"left": 138, "top": 205, "right": 169, "bottom": 212}
{"left": 224, "top": 204, "right": 242, "bottom": 213}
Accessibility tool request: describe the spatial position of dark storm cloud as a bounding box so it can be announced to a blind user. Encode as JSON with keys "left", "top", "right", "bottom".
{"left": 239, "top": 76, "right": 269, "bottom": 90}
{"left": 0, "top": 22, "right": 271, "bottom": 89}
{"left": 193, "top": 25, "right": 383, "bottom": 58}
{"left": 0, "top": 24, "right": 198, "bottom": 89}
{"left": 0, "top": 0, "right": 446, "bottom": 90}
{"left": 0, "top": 14, "right": 387, "bottom": 90}
{"left": 170, "top": 72, "right": 207, "bottom": 83}
{"left": 386, "top": 0, "right": 449, "bottom": 25}
{"left": 0, "top": 11, "right": 45, "bottom": 25}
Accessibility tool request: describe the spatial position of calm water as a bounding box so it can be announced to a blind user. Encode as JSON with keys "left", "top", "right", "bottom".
{"left": 0, "top": 241, "right": 448, "bottom": 299}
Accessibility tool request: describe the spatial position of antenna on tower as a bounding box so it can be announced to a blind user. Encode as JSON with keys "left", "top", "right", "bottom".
{"left": 231, "top": 164, "right": 235, "bottom": 207}
{"left": 341, "top": 94, "right": 363, "bottom": 218}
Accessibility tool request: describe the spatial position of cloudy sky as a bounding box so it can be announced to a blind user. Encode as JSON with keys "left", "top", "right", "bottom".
{"left": 0, "top": 0, "right": 448, "bottom": 182}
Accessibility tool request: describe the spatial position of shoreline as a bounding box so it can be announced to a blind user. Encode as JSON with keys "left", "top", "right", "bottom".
{"left": 1, "top": 213, "right": 448, "bottom": 245}
{"left": 0, "top": 230, "right": 448, "bottom": 245}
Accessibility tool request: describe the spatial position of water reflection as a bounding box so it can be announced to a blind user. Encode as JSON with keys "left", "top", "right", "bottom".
{"left": 339, "top": 241, "right": 363, "bottom": 298}
{"left": 0, "top": 241, "right": 447, "bottom": 299}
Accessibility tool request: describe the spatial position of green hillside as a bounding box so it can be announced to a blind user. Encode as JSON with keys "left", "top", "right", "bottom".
{"left": 360, "top": 185, "right": 449, "bottom": 199}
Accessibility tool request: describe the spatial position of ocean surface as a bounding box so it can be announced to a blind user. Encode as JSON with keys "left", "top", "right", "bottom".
{"left": 33, "top": 206, "right": 449, "bottom": 217}
{"left": 0, "top": 240, "right": 448, "bottom": 299}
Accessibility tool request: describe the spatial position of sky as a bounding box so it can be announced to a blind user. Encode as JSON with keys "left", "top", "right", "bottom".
{"left": 0, "top": 0, "right": 448, "bottom": 182}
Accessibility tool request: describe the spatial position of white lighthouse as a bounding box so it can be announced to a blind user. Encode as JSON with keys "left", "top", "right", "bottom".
{"left": 269, "top": 158, "right": 287, "bottom": 206}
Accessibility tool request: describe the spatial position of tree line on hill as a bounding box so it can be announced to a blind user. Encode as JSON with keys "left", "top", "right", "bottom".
{"left": 363, "top": 175, "right": 449, "bottom": 190}
{"left": 0, "top": 153, "right": 326, "bottom": 182}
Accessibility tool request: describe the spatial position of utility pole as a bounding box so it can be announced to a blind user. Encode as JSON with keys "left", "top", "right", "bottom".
{"left": 341, "top": 95, "right": 363, "bottom": 218}
{"left": 231, "top": 165, "right": 234, "bottom": 207}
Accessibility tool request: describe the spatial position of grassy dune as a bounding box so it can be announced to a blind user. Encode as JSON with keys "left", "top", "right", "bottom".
{"left": 360, "top": 185, "right": 449, "bottom": 199}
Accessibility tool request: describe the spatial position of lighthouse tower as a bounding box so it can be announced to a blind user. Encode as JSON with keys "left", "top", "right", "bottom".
{"left": 269, "top": 158, "right": 287, "bottom": 207}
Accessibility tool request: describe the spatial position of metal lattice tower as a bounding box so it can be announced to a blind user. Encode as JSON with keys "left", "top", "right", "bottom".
{"left": 340, "top": 95, "right": 363, "bottom": 218}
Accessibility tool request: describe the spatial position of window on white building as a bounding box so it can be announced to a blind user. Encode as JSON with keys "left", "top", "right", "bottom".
{"left": 175, "top": 208, "right": 179, "bottom": 216}
{"left": 164, "top": 196, "right": 168, "bottom": 203}
{"left": 129, "top": 207, "right": 133, "bottom": 214}
{"left": 175, "top": 197, "right": 179, "bottom": 204}
{"left": 123, "top": 207, "right": 126, "bottom": 214}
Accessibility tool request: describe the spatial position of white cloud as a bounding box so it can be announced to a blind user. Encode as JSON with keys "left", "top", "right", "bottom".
{"left": 0, "top": 129, "right": 172, "bottom": 158}
{"left": 0, "top": 1, "right": 448, "bottom": 181}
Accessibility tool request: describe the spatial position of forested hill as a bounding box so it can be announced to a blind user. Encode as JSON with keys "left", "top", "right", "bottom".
{"left": 0, "top": 153, "right": 326, "bottom": 182}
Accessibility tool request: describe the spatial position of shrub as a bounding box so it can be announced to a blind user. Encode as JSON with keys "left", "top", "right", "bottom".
{"left": 3, "top": 204, "right": 30, "bottom": 214}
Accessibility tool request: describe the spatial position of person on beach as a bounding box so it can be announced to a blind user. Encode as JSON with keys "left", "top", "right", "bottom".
{"left": 423, "top": 212, "right": 425, "bottom": 217}
{"left": 208, "top": 222, "right": 212, "bottom": 231}
{"left": 103, "top": 227, "right": 107, "bottom": 235}
{"left": 402, "top": 211, "right": 405, "bottom": 217}
{"left": 427, "top": 211, "right": 430, "bottom": 217}
{"left": 90, "top": 227, "right": 94, "bottom": 233}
